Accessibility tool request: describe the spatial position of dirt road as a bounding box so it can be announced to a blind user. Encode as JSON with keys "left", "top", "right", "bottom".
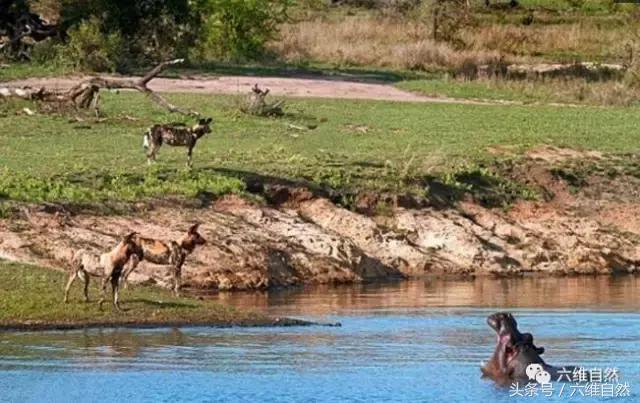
{"left": 2, "top": 74, "right": 493, "bottom": 104}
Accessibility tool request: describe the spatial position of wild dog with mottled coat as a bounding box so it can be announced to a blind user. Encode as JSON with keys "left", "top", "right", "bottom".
{"left": 64, "top": 232, "right": 143, "bottom": 312}
{"left": 143, "top": 118, "right": 213, "bottom": 166}
{"left": 122, "top": 224, "right": 206, "bottom": 296}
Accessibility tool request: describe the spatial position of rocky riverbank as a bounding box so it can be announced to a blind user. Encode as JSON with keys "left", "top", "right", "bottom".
{"left": 1, "top": 148, "right": 639, "bottom": 291}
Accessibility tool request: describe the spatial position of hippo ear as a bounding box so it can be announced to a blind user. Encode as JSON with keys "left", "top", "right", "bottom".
{"left": 188, "top": 223, "right": 200, "bottom": 233}
{"left": 122, "top": 231, "right": 137, "bottom": 242}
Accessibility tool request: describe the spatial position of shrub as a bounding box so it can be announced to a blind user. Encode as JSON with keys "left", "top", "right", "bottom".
{"left": 62, "top": 17, "right": 123, "bottom": 72}
{"left": 131, "top": 11, "right": 197, "bottom": 65}
{"left": 59, "top": 0, "right": 199, "bottom": 68}
{"left": 195, "top": 0, "right": 292, "bottom": 61}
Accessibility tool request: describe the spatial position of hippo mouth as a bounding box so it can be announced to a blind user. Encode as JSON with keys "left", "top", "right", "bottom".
{"left": 484, "top": 312, "right": 547, "bottom": 378}
{"left": 499, "top": 332, "right": 519, "bottom": 366}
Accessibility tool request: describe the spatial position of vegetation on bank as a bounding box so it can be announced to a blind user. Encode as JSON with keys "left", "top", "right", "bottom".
{"left": 0, "top": 91, "right": 639, "bottom": 209}
{"left": 0, "top": 261, "right": 279, "bottom": 330}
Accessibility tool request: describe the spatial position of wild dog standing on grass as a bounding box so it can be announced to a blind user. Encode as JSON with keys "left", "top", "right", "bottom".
{"left": 143, "top": 118, "right": 213, "bottom": 167}
{"left": 121, "top": 224, "right": 206, "bottom": 296}
{"left": 64, "top": 232, "right": 143, "bottom": 312}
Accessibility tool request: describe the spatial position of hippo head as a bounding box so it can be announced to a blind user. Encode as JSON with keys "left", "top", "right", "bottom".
{"left": 488, "top": 312, "right": 544, "bottom": 353}
{"left": 482, "top": 312, "right": 546, "bottom": 382}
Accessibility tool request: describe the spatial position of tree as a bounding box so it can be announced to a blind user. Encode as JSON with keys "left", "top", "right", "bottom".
{"left": 429, "top": 0, "right": 473, "bottom": 47}
{"left": 0, "top": 0, "right": 57, "bottom": 58}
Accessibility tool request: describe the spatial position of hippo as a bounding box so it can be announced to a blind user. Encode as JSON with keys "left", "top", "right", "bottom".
{"left": 481, "top": 312, "right": 574, "bottom": 384}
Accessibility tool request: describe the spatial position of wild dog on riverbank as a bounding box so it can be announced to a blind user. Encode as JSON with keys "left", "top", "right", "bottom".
{"left": 122, "top": 224, "right": 206, "bottom": 296}
{"left": 143, "top": 118, "right": 213, "bottom": 166}
{"left": 64, "top": 232, "right": 143, "bottom": 312}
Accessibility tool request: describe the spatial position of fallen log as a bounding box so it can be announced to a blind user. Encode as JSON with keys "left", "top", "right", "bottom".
{"left": 0, "top": 59, "right": 197, "bottom": 116}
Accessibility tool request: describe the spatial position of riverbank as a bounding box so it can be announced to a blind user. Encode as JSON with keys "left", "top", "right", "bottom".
{"left": 1, "top": 87, "right": 639, "bottom": 291}
{"left": 1, "top": 146, "right": 639, "bottom": 292}
{"left": 0, "top": 262, "right": 326, "bottom": 331}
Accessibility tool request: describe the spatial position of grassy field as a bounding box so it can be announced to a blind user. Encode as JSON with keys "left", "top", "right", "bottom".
{"left": 1, "top": 91, "right": 639, "bottom": 206}
{"left": 0, "top": 261, "right": 283, "bottom": 330}
{"left": 396, "top": 77, "right": 640, "bottom": 106}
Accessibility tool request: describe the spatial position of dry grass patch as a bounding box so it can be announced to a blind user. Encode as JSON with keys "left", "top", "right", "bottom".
{"left": 271, "top": 11, "right": 631, "bottom": 71}
{"left": 465, "top": 22, "right": 629, "bottom": 62}
{"left": 270, "top": 15, "right": 505, "bottom": 71}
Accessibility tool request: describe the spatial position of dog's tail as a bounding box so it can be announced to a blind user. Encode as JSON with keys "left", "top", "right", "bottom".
{"left": 70, "top": 249, "right": 87, "bottom": 271}
{"left": 142, "top": 129, "right": 151, "bottom": 150}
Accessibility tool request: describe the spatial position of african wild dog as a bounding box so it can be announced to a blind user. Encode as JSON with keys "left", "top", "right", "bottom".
{"left": 143, "top": 118, "right": 213, "bottom": 166}
{"left": 64, "top": 232, "right": 143, "bottom": 312}
{"left": 121, "top": 224, "right": 207, "bottom": 296}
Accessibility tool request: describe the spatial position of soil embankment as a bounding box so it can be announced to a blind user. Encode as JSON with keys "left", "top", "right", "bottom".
{"left": 1, "top": 148, "right": 639, "bottom": 291}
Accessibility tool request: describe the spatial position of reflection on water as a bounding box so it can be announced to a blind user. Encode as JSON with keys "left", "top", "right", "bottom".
{"left": 1, "top": 276, "right": 639, "bottom": 403}
{"left": 209, "top": 275, "right": 640, "bottom": 317}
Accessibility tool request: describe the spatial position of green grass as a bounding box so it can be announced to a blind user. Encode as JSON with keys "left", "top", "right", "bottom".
{"left": 396, "top": 78, "right": 640, "bottom": 106}
{"left": 0, "top": 62, "right": 74, "bottom": 81}
{"left": 1, "top": 91, "right": 640, "bottom": 205}
{"left": 397, "top": 79, "right": 543, "bottom": 103}
{"left": 0, "top": 261, "right": 275, "bottom": 329}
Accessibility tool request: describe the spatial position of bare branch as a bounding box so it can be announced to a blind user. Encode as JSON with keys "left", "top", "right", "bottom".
{"left": 140, "top": 58, "right": 184, "bottom": 85}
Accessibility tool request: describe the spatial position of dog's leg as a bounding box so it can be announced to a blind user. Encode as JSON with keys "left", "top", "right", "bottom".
{"left": 148, "top": 143, "right": 159, "bottom": 165}
{"left": 173, "top": 264, "right": 182, "bottom": 297}
{"left": 111, "top": 274, "right": 122, "bottom": 312}
{"left": 186, "top": 145, "right": 194, "bottom": 168}
{"left": 98, "top": 274, "right": 110, "bottom": 310}
{"left": 121, "top": 254, "right": 140, "bottom": 290}
{"left": 63, "top": 270, "right": 78, "bottom": 303}
{"left": 78, "top": 270, "right": 90, "bottom": 302}
{"left": 146, "top": 142, "right": 157, "bottom": 165}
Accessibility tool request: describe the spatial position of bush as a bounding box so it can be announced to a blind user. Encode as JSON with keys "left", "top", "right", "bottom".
{"left": 195, "top": 0, "right": 292, "bottom": 61}
{"left": 30, "top": 38, "right": 66, "bottom": 66}
{"left": 131, "top": 11, "right": 197, "bottom": 65}
{"left": 62, "top": 17, "right": 123, "bottom": 72}
{"left": 59, "top": 0, "right": 199, "bottom": 67}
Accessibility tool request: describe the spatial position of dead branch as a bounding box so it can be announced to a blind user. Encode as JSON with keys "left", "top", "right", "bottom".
{"left": 0, "top": 58, "right": 197, "bottom": 116}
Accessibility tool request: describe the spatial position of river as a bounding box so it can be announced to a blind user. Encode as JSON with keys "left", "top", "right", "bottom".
{"left": 1, "top": 276, "right": 639, "bottom": 402}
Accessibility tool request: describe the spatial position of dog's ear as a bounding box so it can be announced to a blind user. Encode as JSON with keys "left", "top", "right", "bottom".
{"left": 188, "top": 223, "right": 200, "bottom": 233}
{"left": 122, "top": 231, "right": 137, "bottom": 242}
{"left": 205, "top": 117, "right": 213, "bottom": 124}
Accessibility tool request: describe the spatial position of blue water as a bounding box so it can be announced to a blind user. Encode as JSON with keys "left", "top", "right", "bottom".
{"left": 1, "top": 278, "right": 639, "bottom": 402}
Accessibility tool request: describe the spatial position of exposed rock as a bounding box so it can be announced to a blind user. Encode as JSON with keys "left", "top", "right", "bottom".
{"left": 1, "top": 159, "right": 639, "bottom": 291}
